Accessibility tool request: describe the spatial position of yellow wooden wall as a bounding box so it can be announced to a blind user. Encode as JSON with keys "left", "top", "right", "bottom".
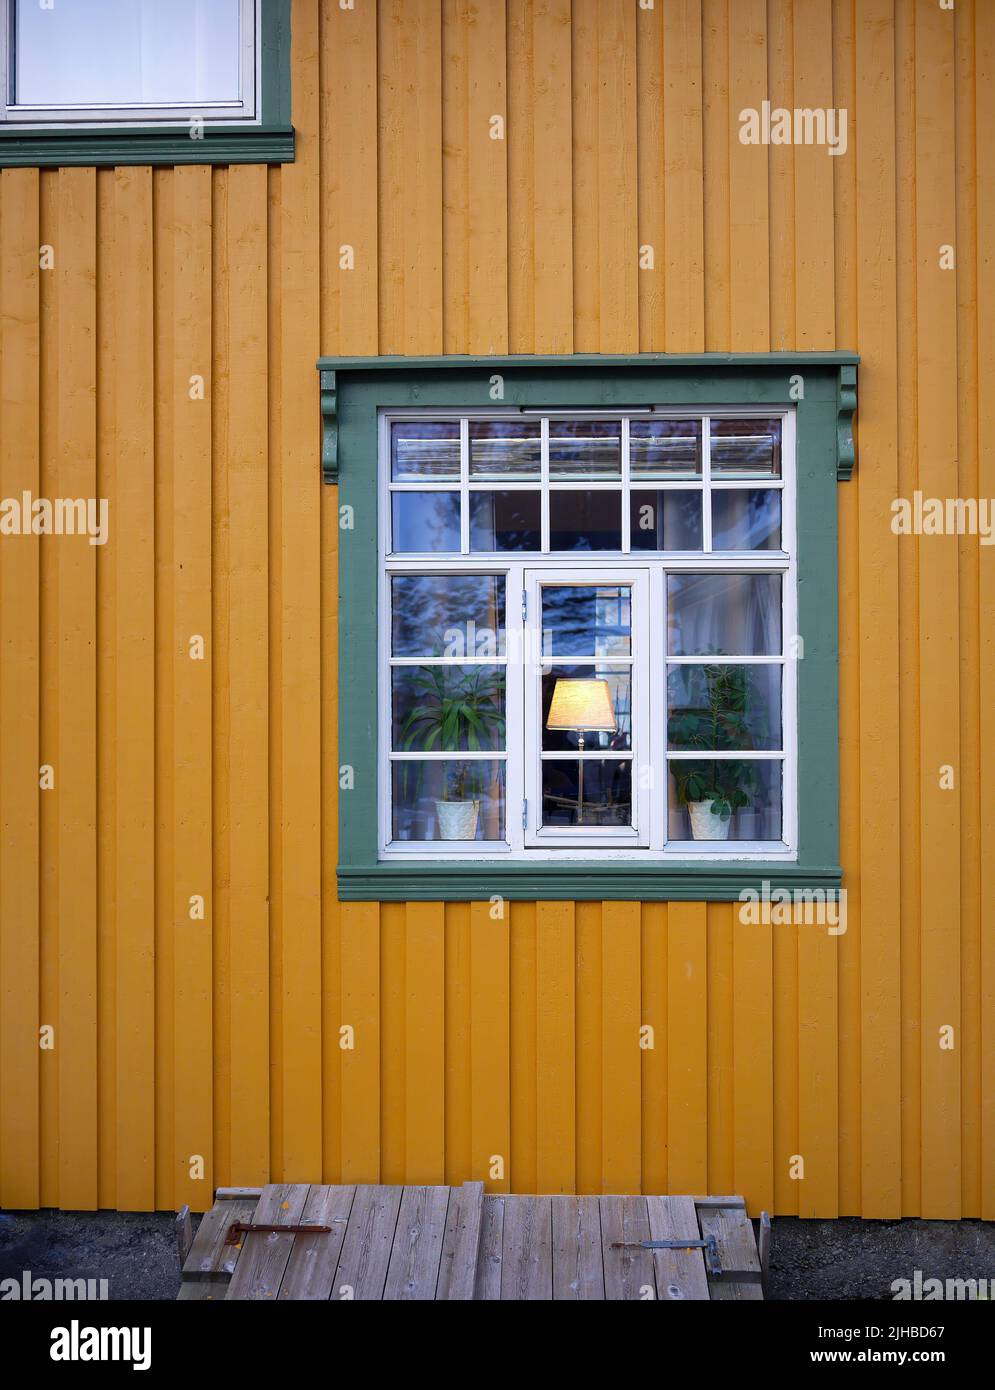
{"left": 0, "top": 0, "right": 992, "bottom": 1219}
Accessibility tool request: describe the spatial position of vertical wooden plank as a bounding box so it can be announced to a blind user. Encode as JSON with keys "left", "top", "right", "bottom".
{"left": 276, "top": 0, "right": 322, "bottom": 1184}
{"left": 172, "top": 164, "right": 214, "bottom": 1213}
{"left": 380, "top": 902, "right": 405, "bottom": 1183}
{"left": 706, "top": 903, "right": 735, "bottom": 1199}
{"left": 379, "top": 0, "right": 444, "bottom": 354}
{"left": 536, "top": 901, "right": 575, "bottom": 1194}
{"left": 797, "top": 922, "right": 839, "bottom": 1216}
{"left": 954, "top": 0, "right": 980, "bottom": 1220}
{"left": 470, "top": 900, "right": 510, "bottom": 1191}
{"left": 640, "top": 904, "right": 667, "bottom": 1193}
{"left": 468, "top": 0, "right": 508, "bottom": 354}
{"left": 0, "top": 167, "right": 40, "bottom": 1209}
{"left": 895, "top": 0, "right": 921, "bottom": 1217}
{"left": 733, "top": 908, "right": 773, "bottom": 1214}
{"left": 340, "top": 901, "right": 381, "bottom": 1180}
{"left": 444, "top": 902, "right": 472, "bottom": 1184}
{"left": 506, "top": 0, "right": 534, "bottom": 353}
{"left": 636, "top": 0, "right": 665, "bottom": 351}
{"left": 405, "top": 903, "right": 446, "bottom": 1182}
{"left": 532, "top": 0, "right": 573, "bottom": 352}
{"left": 442, "top": 0, "right": 471, "bottom": 355}
{"left": 596, "top": 0, "right": 638, "bottom": 352}
{"left": 767, "top": 0, "right": 795, "bottom": 350}
{"left": 601, "top": 902, "right": 641, "bottom": 1193}
{"left": 225, "top": 162, "right": 270, "bottom": 1186}
{"left": 113, "top": 166, "right": 156, "bottom": 1211}
{"left": 663, "top": 0, "right": 705, "bottom": 350}
{"left": 94, "top": 168, "right": 115, "bottom": 1211}
{"left": 915, "top": 0, "right": 961, "bottom": 1219}
{"left": 792, "top": 0, "right": 836, "bottom": 343}
{"left": 666, "top": 902, "right": 707, "bottom": 1193}
{"left": 855, "top": 0, "right": 902, "bottom": 1219}
{"left": 57, "top": 167, "right": 98, "bottom": 1209}
{"left": 321, "top": 0, "right": 378, "bottom": 354}
{"left": 38, "top": 167, "right": 59, "bottom": 1208}
{"left": 574, "top": 899, "right": 602, "bottom": 1195}
{"left": 570, "top": 0, "right": 599, "bottom": 353}
{"left": 727, "top": 0, "right": 770, "bottom": 349}
{"left": 831, "top": 0, "right": 861, "bottom": 1219}
{"left": 509, "top": 901, "right": 538, "bottom": 1193}
{"left": 702, "top": 0, "right": 731, "bottom": 349}
{"left": 976, "top": 0, "right": 995, "bottom": 1222}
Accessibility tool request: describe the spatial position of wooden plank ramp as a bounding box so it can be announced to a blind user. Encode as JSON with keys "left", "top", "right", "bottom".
{"left": 176, "top": 1185, "right": 765, "bottom": 1301}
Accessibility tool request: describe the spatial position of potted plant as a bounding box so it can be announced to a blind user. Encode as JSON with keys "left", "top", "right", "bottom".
{"left": 397, "top": 667, "right": 506, "bottom": 840}
{"left": 667, "top": 661, "right": 762, "bottom": 841}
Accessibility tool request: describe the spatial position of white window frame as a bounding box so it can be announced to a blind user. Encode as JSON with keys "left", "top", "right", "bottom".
{"left": 0, "top": 0, "right": 260, "bottom": 128}
{"left": 378, "top": 406, "right": 797, "bottom": 863}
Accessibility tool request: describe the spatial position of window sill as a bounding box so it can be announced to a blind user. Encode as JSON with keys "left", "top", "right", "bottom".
{"left": 337, "top": 861, "right": 843, "bottom": 902}
{"left": 0, "top": 124, "right": 295, "bottom": 168}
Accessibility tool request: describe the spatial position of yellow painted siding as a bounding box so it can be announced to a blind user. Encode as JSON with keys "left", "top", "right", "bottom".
{"left": 0, "top": 0, "right": 991, "bottom": 1218}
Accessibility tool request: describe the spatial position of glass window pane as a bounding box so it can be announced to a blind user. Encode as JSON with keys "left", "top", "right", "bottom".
{"left": 391, "top": 422, "right": 460, "bottom": 479}
{"left": 711, "top": 489, "right": 781, "bottom": 550}
{"left": 392, "top": 666, "right": 506, "bottom": 753}
{"left": 541, "top": 760, "right": 632, "bottom": 828}
{"left": 541, "top": 584, "right": 631, "bottom": 658}
{"left": 469, "top": 491, "right": 541, "bottom": 551}
{"left": 710, "top": 418, "right": 782, "bottom": 478}
{"left": 549, "top": 421, "right": 621, "bottom": 478}
{"left": 629, "top": 420, "right": 702, "bottom": 479}
{"left": 469, "top": 421, "right": 540, "bottom": 477}
{"left": 391, "top": 492, "right": 460, "bottom": 552}
{"left": 391, "top": 575, "right": 505, "bottom": 657}
{"left": 667, "top": 664, "right": 781, "bottom": 751}
{"left": 548, "top": 490, "right": 622, "bottom": 550}
{"left": 667, "top": 573, "right": 782, "bottom": 656}
{"left": 542, "top": 666, "right": 632, "bottom": 751}
{"left": 667, "top": 758, "right": 782, "bottom": 842}
{"left": 15, "top": 0, "right": 242, "bottom": 106}
{"left": 392, "top": 760, "right": 505, "bottom": 842}
{"left": 630, "top": 490, "right": 703, "bottom": 551}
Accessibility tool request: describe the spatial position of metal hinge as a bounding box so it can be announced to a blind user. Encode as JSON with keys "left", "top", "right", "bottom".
{"left": 521, "top": 588, "right": 528, "bottom": 623}
{"left": 522, "top": 798, "right": 528, "bottom": 830}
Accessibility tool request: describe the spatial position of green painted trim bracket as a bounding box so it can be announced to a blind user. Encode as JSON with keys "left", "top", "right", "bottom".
{"left": 837, "top": 363, "right": 858, "bottom": 480}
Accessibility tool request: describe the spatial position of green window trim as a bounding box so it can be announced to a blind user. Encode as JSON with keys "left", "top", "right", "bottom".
{"left": 318, "top": 352, "right": 858, "bottom": 904}
{"left": 0, "top": 1, "right": 293, "bottom": 168}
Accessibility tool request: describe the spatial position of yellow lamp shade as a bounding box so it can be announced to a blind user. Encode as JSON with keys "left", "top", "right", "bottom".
{"left": 546, "top": 677, "right": 617, "bottom": 732}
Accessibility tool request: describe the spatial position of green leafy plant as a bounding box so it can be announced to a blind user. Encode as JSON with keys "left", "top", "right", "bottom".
{"left": 398, "top": 666, "right": 506, "bottom": 802}
{"left": 667, "top": 660, "right": 763, "bottom": 821}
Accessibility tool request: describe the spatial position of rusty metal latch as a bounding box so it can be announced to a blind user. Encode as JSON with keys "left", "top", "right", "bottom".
{"left": 224, "top": 1222, "right": 332, "bottom": 1245}
{"left": 610, "top": 1233, "right": 722, "bottom": 1277}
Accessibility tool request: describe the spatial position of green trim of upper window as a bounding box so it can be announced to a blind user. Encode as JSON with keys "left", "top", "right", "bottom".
{"left": 0, "top": 1, "right": 293, "bottom": 168}
{"left": 317, "top": 352, "right": 858, "bottom": 904}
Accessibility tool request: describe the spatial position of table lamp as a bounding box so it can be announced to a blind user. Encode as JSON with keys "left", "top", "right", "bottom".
{"left": 546, "top": 677, "right": 617, "bottom": 823}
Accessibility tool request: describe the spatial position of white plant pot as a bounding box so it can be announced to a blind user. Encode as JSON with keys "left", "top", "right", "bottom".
{"left": 435, "top": 799, "right": 480, "bottom": 841}
{"left": 687, "top": 798, "right": 732, "bottom": 842}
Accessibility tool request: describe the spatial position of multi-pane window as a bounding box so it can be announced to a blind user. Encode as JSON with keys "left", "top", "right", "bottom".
{"left": 1, "top": 0, "right": 257, "bottom": 125}
{"left": 380, "top": 410, "right": 796, "bottom": 860}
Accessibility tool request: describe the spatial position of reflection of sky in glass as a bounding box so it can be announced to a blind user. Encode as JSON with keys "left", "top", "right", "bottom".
{"left": 15, "top": 0, "right": 242, "bottom": 106}
{"left": 542, "top": 585, "right": 631, "bottom": 657}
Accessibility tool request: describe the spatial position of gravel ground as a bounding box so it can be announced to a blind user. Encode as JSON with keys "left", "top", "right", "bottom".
{"left": 2, "top": 1208, "right": 993, "bottom": 1301}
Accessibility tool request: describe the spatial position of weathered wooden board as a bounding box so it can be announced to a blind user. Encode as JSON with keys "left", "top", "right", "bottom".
{"left": 176, "top": 1186, "right": 765, "bottom": 1301}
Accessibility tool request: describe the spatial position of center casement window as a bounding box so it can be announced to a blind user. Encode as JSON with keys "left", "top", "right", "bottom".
{"left": 320, "top": 353, "right": 856, "bottom": 901}
{"left": 381, "top": 411, "right": 796, "bottom": 861}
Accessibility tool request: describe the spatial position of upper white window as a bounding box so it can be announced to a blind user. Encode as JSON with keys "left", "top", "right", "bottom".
{"left": 1, "top": 0, "right": 258, "bottom": 125}
{"left": 379, "top": 409, "right": 797, "bottom": 862}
